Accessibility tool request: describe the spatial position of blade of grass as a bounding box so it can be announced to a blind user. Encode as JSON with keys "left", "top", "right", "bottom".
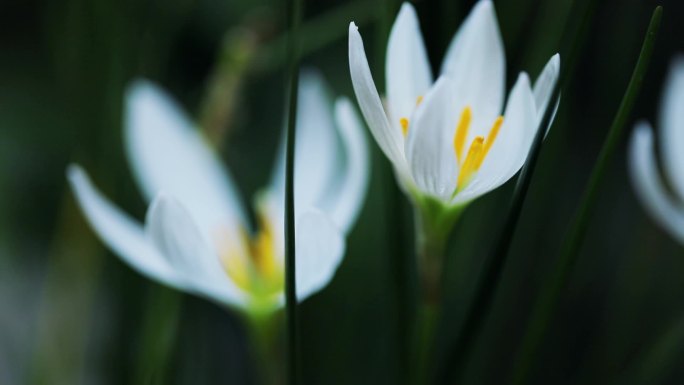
{"left": 284, "top": 0, "right": 303, "bottom": 382}
{"left": 510, "top": 7, "right": 662, "bottom": 385}
{"left": 432, "top": 0, "right": 599, "bottom": 382}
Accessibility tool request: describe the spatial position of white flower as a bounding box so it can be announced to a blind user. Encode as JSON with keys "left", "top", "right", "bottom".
{"left": 629, "top": 57, "right": 684, "bottom": 244}
{"left": 348, "top": 0, "right": 559, "bottom": 207}
{"left": 67, "top": 71, "right": 369, "bottom": 313}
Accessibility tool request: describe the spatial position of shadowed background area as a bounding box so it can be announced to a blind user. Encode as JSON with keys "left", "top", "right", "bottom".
{"left": 1, "top": 0, "right": 684, "bottom": 384}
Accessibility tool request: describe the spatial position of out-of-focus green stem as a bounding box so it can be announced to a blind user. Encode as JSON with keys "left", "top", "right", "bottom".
{"left": 246, "top": 311, "right": 284, "bottom": 385}
{"left": 283, "top": 0, "right": 302, "bottom": 383}
{"left": 132, "top": 287, "right": 182, "bottom": 385}
{"left": 510, "top": 7, "right": 662, "bottom": 385}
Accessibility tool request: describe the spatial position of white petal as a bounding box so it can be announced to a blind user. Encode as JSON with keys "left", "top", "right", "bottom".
{"left": 349, "top": 22, "right": 410, "bottom": 177}
{"left": 406, "top": 77, "right": 459, "bottom": 200}
{"left": 533, "top": 53, "right": 561, "bottom": 127}
{"left": 145, "top": 194, "right": 246, "bottom": 307}
{"left": 629, "top": 123, "right": 684, "bottom": 244}
{"left": 66, "top": 165, "right": 183, "bottom": 290}
{"left": 441, "top": 0, "right": 505, "bottom": 129}
{"left": 386, "top": 3, "right": 433, "bottom": 126}
{"left": 270, "top": 70, "right": 342, "bottom": 211}
{"left": 453, "top": 72, "right": 536, "bottom": 204}
{"left": 125, "top": 80, "right": 247, "bottom": 242}
{"left": 660, "top": 56, "right": 684, "bottom": 200}
{"left": 295, "top": 209, "right": 345, "bottom": 301}
{"left": 327, "top": 97, "right": 370, "bottom": 232}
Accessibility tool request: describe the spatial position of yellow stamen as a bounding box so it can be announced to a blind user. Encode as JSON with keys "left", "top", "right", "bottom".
{"left": 416, "top": 95, "right": 424, "bottom": 106}
{"left": 453, "top": 106, "right": 472, "bottom": 164}
{"left": 457, "top": 136, "right": 484, "bottom": 189}
{"left": 400, "top": 117, "right": 409, "bottom": 137}
{"left": 482, "top": 116, "right": 504, "bottom": 159}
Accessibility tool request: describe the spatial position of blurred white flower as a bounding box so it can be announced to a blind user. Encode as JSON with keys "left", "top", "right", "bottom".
{"left": 348, "top": 0, "right": 559, "bottom": 208}
{"left": 629, "top": 57, "right": 684, "bottom": 244}
{"left": 67, "top": 71, "right": 369, "bottom": 313}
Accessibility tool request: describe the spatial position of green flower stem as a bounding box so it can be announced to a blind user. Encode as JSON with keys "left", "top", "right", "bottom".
{"left": 510, "top": 7, "right": 662, "bottom": 385}
{"left": 245, "top": 311, "right": 284, "bottom": 385}
{"left": 410, "top": 196, "right": 462, "bottom": 385}
{"left": 414, "top": 197, "right": 463, "bottom": 305}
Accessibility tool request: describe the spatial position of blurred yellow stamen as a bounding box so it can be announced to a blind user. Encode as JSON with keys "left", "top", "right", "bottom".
{"left": 221, "top": 209, "right": 283, "bottom": 297}
{"left": 453, "top": 106, "right": 472, "bottom": 164}
{"left": 400, "top": 117, "right": 409, "bottom": 137}
{"left": 457, "top": 136, "right": 484, "bottom": 189}
{"left": 416, "top": 95, "right": 424, "bottom": 106}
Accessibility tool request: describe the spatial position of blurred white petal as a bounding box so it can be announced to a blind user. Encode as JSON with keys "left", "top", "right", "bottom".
{"left": 629, "top": 123, "right": 684, "bottom": 244}
{"left": 327, "top": 97, "right": 370, "bottom": 232}
{"left": 660, "top": 56, "right": 684, "bottom": 200}
{"left": 270, "top": 70, "right": 342, "bottom": 211}
{"left": 295, "top": 209, "right": 345, "bottom": 301}
{"left": 145, "top": 194, "right": 246, "bottom": 307}
{"left": 125, "top": 80, "right": 247, "bottom": 242}
{"left": 67, "top": 165, "right": 184, "bottom": 290}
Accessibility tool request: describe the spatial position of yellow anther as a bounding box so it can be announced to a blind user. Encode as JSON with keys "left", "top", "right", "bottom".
{"left": 457, "top": 136, "right": 484, "bottom": 189}
{"left": 400, "top": 117, "right": 409, "bottom": 137}
{"left": 453, "top": 106, "right": 472, "bottom": 164}
{"left": 416, "top": 95, "right": 424, "bottom": 106}
{"left": 482, "top": 116, "right": 504, "bottom": 159}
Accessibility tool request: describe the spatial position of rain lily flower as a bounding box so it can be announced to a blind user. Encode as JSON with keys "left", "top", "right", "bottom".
{"left": 348, "top": 0, "right": 559, "bottom": 224}
{"left": 67, "top": 71, "right": 369, "bottom": 315}
{"left": 629, "top": 57, "right": 684, "bottom": 244}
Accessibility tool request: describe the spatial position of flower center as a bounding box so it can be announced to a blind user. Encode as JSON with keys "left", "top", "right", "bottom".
{"left": 453, "top": 106, "right": 504, "bottom": 193}
{"left": 221, "top": 211, "right": 284, "bottom": 299}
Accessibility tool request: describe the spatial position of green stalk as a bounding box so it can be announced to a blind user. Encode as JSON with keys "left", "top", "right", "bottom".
{"left": 412, "top": 197, "right": 462, "bottom": 385}
{"left": 132, "top": 287, "right": 182, "bottom": 384}
{"left": 510, "top": 7, "right": 662, "bottom": 385}
{"left": 246, "top": 311, "right": 284, "bottom": 385}
{"left": 284, "top": 0, "right": 303, "bottom": 382}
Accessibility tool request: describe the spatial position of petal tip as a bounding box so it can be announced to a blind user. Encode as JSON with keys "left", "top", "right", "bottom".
{"left": 517, "top": 71, "right": 532, "bottom": 88}
{"left": 398, "top": 2, "right": 417, "bottom": 17}
{"left": 66, "top": 163, "right": 84, "bottom": 181}
{"left": 474, "top": 0, "right": 495, "bottom": 14}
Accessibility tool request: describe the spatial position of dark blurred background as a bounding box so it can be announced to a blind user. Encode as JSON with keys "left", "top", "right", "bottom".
{"left": 1, "top": 0, "right": 684, "bottom": 384}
